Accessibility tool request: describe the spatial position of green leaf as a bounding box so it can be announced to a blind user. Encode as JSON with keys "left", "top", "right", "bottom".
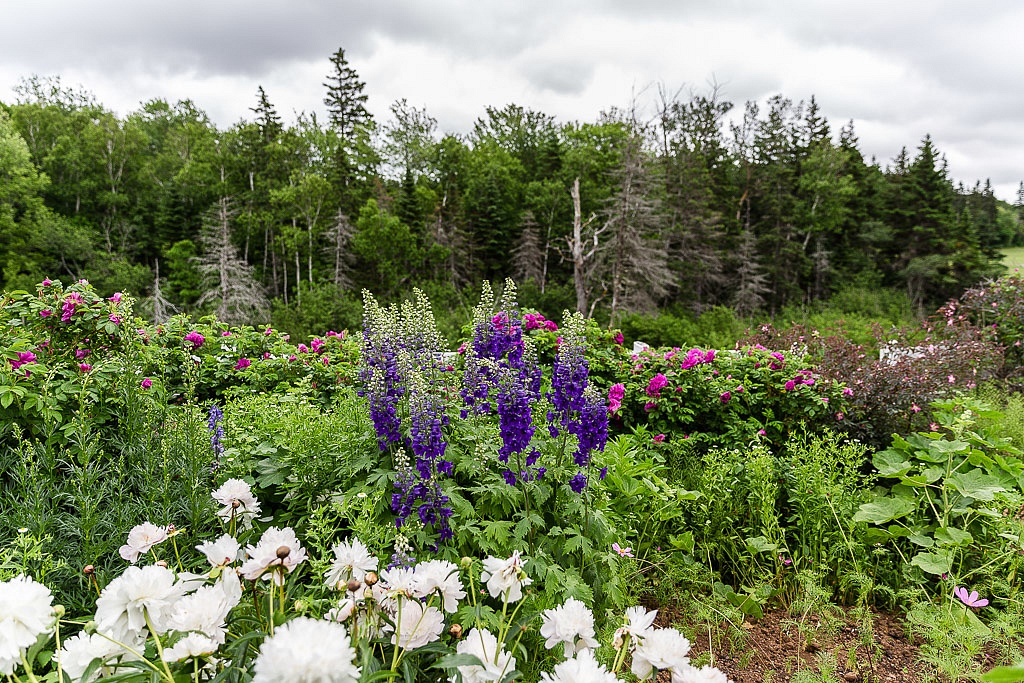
{"left": 981, "top": 664, "right": 1024, "bottom": 682}
{"left": 873, "top": 449, "right": 913, "bottom": 477}
{"left": 947, "top": 470, "right": 1006, "bottom": 502}
{"left": 934, "top": 527, "right": 974, "bottom": 547}
{"left": 910, "top": 550, "right": 952, "bottom": 575}
{"left": 853, "top": 496, "right": 917, "bottom": 525}
{"left": 901, "top": 466, "right": 944, "bottom": 487}
{"left": 744, "top": 536, "right": 779, "bottom": 554}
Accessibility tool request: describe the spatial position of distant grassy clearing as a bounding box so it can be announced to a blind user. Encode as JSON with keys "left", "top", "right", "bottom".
{"left": 1001, "top": 247, "right": 1024, "bottom": 271}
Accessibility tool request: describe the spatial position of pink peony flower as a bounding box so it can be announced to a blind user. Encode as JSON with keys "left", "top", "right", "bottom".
{"left": 720, "top": 391, "right": 731, "bottom": 403}
{"left": 40, "top": 309, "right": 52, "bottom": 318}
{"left": 41, "top": 278, "right": 52, "bottom": 286}
{"left": 646, "top": 374, "right": 668, "bottom": 398}
{"left": 184, "top": 331, "right": 205, "bottom": 348}
{"left": 108, "top": 292, "right": 122, "bottom": 303}
{"left": 234, "top": 358, "right": 251, "bottom": 371}
{"left": 652, "top": 434, "right": 666, "bottom": 443}
{"left": 79, "top": 363, "right": 92, "bottom": 372}
{"left": 614, "top": 331, "right": 624, "bottom": 345}
{"left": 141, "top": 378, "right": 152, "bottom": 389}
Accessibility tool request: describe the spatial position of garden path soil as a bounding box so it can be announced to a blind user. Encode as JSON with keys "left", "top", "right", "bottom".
{"left": 657, "top": 607, "right": 941, "bottom": 682}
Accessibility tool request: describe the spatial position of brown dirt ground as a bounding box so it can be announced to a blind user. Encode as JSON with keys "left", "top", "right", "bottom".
{"left": 653, "top": 606, "right": 941, "bottom": 682}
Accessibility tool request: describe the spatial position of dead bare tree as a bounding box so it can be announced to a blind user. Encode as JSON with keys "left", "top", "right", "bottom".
{"left": 511, "top": 211, "right": 545, "bottom": 286}
{"left": 196, "top": 196, "right": 269, "bottom": 325}
{"left": 600, "top": 132, "right": 674, "bottom": 325}
{"left": 564, "top": 177, "right": 603, "bottom": 315}
{"left": 139, "top": 259, "right": 178, "bottom": 323}
{"left": 733, "top": 227, "right": 770, "bottom": 316}
{"left": 323, "top": 208, "right": 355, "bottom": 288}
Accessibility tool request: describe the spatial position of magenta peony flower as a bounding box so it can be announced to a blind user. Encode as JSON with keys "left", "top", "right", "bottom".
{"left": 79, "top": 363, "right": 92, "bottom": 372}
{"left": 720, "top": 391, "right": 731, "bottom": 403}
{"left": 141, "top": 378, "right": 153, "bottom": 389}
{"left": 646, "top": 374, "right": 668, "bottom": 398}
{"left": 234, "top": 358, "right": 251, "bottom": 371}
{"left": 184, "top": 331, "right": 205, "bottom": 348}
{"left": 40, "top": 309, "right": 52, "bottom": 318}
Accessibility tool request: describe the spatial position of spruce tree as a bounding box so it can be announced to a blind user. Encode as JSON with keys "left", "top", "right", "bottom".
{"left": 323, "top": 48, "right": 372, "bottom": 139}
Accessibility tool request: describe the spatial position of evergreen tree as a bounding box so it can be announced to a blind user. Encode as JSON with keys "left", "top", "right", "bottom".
{"left": 323, "top": 48, "right": 372, "bottom": 140}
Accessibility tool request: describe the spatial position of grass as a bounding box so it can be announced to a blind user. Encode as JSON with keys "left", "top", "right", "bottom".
{"left": 1000, "top": 247, "right": 1024, "bottom": 271}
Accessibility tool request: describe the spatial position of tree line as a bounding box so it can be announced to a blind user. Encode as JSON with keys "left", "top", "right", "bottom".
{"left": 1, "top": 49, "right": 1021, "bottom": 333}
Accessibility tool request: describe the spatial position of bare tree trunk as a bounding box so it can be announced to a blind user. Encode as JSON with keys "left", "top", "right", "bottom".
{"left": 571, "top": 178, "right": 587, "bottom": 314}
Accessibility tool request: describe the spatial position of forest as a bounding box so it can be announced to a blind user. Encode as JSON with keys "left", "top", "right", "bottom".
{"left": 1, "top": 48, "right": 1022, "bottom": 337}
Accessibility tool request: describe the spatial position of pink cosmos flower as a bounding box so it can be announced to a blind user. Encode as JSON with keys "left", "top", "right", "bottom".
{"left": 234, "top": 358, "right": 251, "bottom": 371}
{"left": 930, "top": 423, "right": 940, "bottom": 432}
{"left": 911, "top": 404, "right": 921, "bottom": 413}
{"left": 835, "top": 412, "right": 845, "bottom": 421}
{"left": 141, "top": 378, "right": 153, "bottom": 389}
{"left": 947, "top": 374, "right": 956, "bottom": 384}
{"left": 954, "top": 586, "right": 989, "bottom": 608}
{"left": 612, "top": 543, "right": 634, "bottom": 558}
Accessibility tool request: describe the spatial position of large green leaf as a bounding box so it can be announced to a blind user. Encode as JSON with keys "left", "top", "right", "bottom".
{"left": 982, "top": 664, "right": 1024, "bottom": 682}
{"left": 910, "top": 550, "right": 952, "bottom": 575}
{"left": 853, "top": 496, "right": 916, "bottom": 525}
{"left": 873, "top": 449, "right": 912, "bottom": 477}
{"left": 947, "top": 470, "right": 1006, "bottom": 502}
{"left": 934, "top": 527, "right": 974, "bottom": 547}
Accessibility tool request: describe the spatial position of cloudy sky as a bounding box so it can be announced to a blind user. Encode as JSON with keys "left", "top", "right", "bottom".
{"left": 2, "top": 1, "right": 1021, "bottom": 199}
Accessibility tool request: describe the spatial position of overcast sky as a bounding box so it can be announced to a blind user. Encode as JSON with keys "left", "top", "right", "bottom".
{"left": 2, "top": 1, "right": 1021, "bottom": 200}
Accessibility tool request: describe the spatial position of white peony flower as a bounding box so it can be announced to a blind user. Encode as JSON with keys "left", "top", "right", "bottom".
{"left": 211, "top": 479, "right": 261, "bottom": 529}
{"left": 630, "top": 627, "right": 691, "bottom": 680}
{"left": 118, "top": 522, "right": 168, "bottom": 564}
{"left": 95, "top": 565, "right": 188, "bottom": 643}
{"left": 57, "top": 632, "right": 137, "bottom": 682}
{"left": 252, "top": 617, "right": 360, "bottom": 683}
{"left": 413, "top": 560, "right": 466, "bottom": 613}
{"left": 451, "top": 628, "right": 516, "bottom": 683}
{"left": 240, "top": 527, "right": 307, "bottom": 585}
{"left": 0, "top": 575, "right": 55, "bottom": 675}
{"left": 379, "top": 566, "right": 419, "bottom": 611}
{"left": 672, "top": 664, "right": 733, "bottom": 683}
{"left": 613, "top": 605, "right": 658, "bottom": 649}
{"left": 324, "top": 537, "right": 378, "bottom": 589}
{"left": 539, "top": 649, "right": 617, "bottom": 683}
{"left": 539, "top": 598, "right": 599, "bottom": 656}
{"left": 162, "top": 632, "right": 220, "bottom": 662}
{"left": 390, "top": 599, "right": 444, "bottom": 650}
{"left": 480, "top": 551, "right": 532, "bottom": 603}
{"left": 196, "top": 534, "right": 241, "bottom": 567}
{"left": 166, "top": 584, "right": 234, "bottom": 643}
{"left": 325, "top": 597, "right": 358, "bottom": 623}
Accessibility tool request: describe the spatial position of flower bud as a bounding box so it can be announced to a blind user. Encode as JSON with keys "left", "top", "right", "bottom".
{"left": 83, "top": 565, "right": 95, "bottom": 575}
{"left": 156, "top": 560, "right": 168, "bottom": 568}
{"left": 294, "top": 600, "right": 308, "bottom": 613}
{"left": 364, "top": 571, "right": 379, "bottom": 586}
{"left": 53, "top": 604, "right": 66, "bottom": 618}
{"left": 346, "top": 578, "right": 363, "bottom": 593}
{"left": 276, "top": 545, "right": 291, "bottom": 559}
{"left": 460, "top": 557, "right": 473, "bottom": 570}
{"left": 231, "top": 500, "right": 241, "bottom": 509}
{"left": 84, "top": 620, "right": 97, "bottom": 634}
{"left": 449, "top": 623, "right": 464, "bottom": 639}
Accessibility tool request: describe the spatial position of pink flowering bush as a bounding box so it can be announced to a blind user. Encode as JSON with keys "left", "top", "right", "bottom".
{"left": 609, "top": 343, "right": 852, "bottom": 450}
